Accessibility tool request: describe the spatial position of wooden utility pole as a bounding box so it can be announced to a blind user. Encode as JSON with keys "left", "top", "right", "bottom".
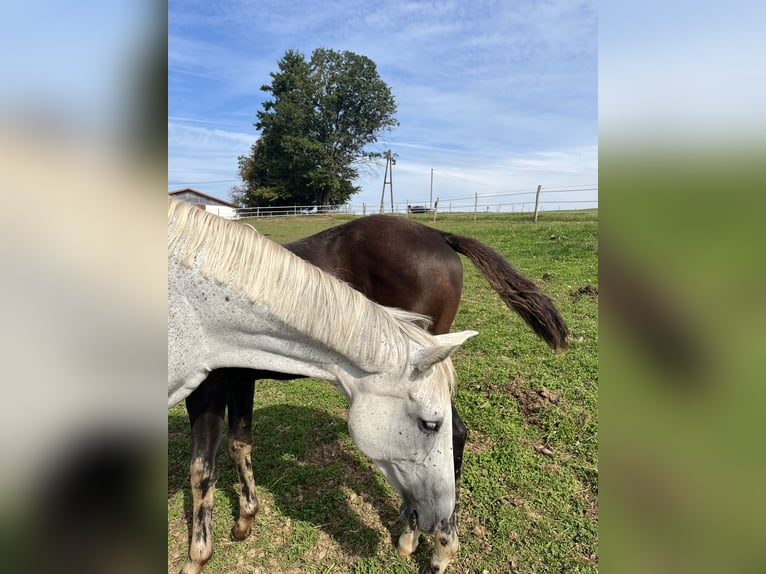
{"left": 389, "top": 150, "right": 394, "bottom": 212}
{"left": 533, "top": 184, "right": 542, "bottom": 222}
{"left": 379, "top": 150, "right": 394, "bottom": 213}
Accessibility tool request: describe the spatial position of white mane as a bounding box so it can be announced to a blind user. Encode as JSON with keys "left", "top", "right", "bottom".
{"left": 168, "top": 198, "right": 454, "bottom": 391}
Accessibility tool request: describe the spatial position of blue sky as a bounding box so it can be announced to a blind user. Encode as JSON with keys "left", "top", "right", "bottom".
{"left": 169, "top": 0, "right": 597, "bottom": 210}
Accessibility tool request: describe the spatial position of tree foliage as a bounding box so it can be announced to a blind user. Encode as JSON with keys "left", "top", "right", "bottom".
{"left": 233, "top": 48, "right": 398, "bottom": 208}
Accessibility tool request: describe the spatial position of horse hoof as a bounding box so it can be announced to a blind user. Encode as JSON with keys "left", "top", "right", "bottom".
{"left": 230, "top": 526, "right": 251, "bottom": 541}
{"left": 180, "top": 561, "right": 203, "bottom": 574}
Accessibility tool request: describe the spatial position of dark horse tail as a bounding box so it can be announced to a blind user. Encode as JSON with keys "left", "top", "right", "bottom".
{"left": 439, "top": 232, "right": 570, "bottom": 353}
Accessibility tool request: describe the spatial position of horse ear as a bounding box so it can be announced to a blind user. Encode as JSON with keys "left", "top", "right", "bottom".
{"left": 412, "top": 330, "right": 479, "bottom": 372}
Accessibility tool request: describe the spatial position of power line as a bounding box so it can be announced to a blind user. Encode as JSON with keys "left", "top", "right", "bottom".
{"left": 437, "top": 187, "right": 598, "bottom": 202}
{"left": 168, "top": 179, "right": 239, "bottom": 187}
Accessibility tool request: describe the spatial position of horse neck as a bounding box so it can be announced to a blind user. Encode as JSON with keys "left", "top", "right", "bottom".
{"left": 167, "top": 199, "right": 442, "bottom": 387}
{"left": 168, "top": 253, "right": 404, "bottom": 405}
{"left": 169, "top": 203, "right": 423, "bottom": 374}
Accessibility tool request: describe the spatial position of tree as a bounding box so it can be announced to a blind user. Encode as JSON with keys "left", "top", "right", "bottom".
{"left": 233, "top": 48, "right": 398, "bottom": 208}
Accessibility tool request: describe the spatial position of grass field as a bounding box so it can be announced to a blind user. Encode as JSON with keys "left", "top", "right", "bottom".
{"left": 168, "top": 209, "right": 598, "bottom": 573}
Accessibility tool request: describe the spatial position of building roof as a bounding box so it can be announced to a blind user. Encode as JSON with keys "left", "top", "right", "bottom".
{"left": 168, "top": 188, "right": 237, "bottom": 208}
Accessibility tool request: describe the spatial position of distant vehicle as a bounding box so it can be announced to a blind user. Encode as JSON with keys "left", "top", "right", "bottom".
{"left": 407, "top": 205, "right": 431, "bottom": 214}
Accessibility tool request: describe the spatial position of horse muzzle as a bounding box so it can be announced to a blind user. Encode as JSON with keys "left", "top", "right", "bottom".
{"left": 401, "top": 502, "right": 452, "bottom": 535}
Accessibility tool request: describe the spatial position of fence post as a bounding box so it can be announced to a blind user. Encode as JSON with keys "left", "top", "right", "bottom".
{"left": 433, "top": 198, "right": 439, "bottom": 222}
{"left": 474, "top": 192, "right": 478, "bottom": 221}
{"left": 533, "top": 184, "right": 542, "bottom": 222}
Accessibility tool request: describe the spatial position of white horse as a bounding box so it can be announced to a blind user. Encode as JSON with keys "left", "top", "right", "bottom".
{"left": 168, "top": 198, "right": 477, "bottom": 574}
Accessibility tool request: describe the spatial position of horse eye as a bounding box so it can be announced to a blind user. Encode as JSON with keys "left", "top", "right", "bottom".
{"left": 419, "top": 419, "right": 440, "bottom": 433}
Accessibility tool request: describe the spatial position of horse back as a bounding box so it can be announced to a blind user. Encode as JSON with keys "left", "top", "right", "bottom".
{"left": 285, "top": 215, "right": 463, "bottom": 334}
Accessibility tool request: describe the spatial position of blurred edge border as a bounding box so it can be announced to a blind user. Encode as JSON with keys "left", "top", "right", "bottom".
{"left": 0, "top": 2, "right": 168, "bottom": 573}
{"left": 1, "top": 1, "right": 765, "bottom": 573}
{"left": 600, "top": 1, "right": 766, "bottom": 572}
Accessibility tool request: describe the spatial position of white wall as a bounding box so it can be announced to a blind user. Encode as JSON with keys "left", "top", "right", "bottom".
{"left": 205, "top": 205, "right": 238, "bottom": 219}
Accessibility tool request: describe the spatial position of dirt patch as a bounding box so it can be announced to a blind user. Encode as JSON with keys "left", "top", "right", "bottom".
{"left": 303, "top": 530, "right": 346, "bottom": 564}
{"left": 570, "top": 284, "right": 598, "bottom": 299}
{"left": 507, "top": 378, "right": 561, "bottom": 419}
{"left": 464, "top": 430, "right": 495, "bottom": 455}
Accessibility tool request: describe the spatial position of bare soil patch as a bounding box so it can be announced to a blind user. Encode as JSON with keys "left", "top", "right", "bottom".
{"left": 570, "top": 284, "right": 598, "bottom": 299}
{"left": 507, "top": 378, "right": 561, "bottom": 419}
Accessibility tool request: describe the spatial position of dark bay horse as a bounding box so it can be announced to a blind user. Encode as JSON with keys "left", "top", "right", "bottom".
{"left": 180, "top": 215, "right": 568, "bottom": 574}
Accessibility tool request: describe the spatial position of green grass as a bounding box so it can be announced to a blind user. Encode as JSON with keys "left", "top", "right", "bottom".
{"left": 168, "top": 210, "right": 598, "bottom": 573}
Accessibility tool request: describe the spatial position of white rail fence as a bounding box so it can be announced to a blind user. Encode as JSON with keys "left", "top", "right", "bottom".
{"left": 222, "top": 186, "right": 597, "bottom": 220}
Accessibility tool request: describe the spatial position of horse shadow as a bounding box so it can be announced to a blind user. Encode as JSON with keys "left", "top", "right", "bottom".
{"left": 168, "top": 403, "right": 406, "bottom": 561}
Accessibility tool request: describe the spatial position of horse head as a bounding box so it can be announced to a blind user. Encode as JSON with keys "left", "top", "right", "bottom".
{"left": 342, "top": 330, "right": 477, "bottom": 534}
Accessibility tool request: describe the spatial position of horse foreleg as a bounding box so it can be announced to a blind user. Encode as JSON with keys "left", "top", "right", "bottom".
{"left": 227, "top": 438, "right": 257, "bottom": 540}
{"left": 182, "top": 452, "right": 219, "bottom": 574}
{"left": 397, "top": 522, "right": 421, "bottom": 557}
{"left": 225, "top": 371, "right": 258, "bottom": 541}
{"left": 181, "top": 378, "right": 226, "bottom": 574}
{"left": 397, "top": 515, "right": 459, "bottom": 573}
{"left": 428, "top": 516, "right": 460, "bottom": 574}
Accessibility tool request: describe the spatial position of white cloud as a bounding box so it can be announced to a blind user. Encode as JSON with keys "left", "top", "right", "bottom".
{"left": 354, "top": 145, "right": 597, "bottom": 210}
{"left": 169, "top": 122, "right": 254, "bottom": 149}
{"left": 168, "top": 122, "right": 255, "bottom": 195}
